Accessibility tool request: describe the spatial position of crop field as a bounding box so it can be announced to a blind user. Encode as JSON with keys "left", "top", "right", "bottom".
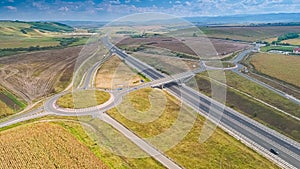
{"left": 117, "top": 37, "right": 250, "bottom": 59}
{"left": 200, "top": 26, "right": 300, "bottom": 42}
{"left": 0, "top": 46, "right": 82, "bottom": 102}
{"left": 0, "top": 115, "right": 165, "bottom": 168}
{"left": 0, "top": 21, "right": 67, "bottom": 49}
{"left": 282, "top": 38, "right": 300, "bottom": 45}
{"left": 0, "top": 122, "right": 108, "bottom": 169}
{"left": 56, "top": 90, "right": 110, "bottom": 109}
{"left": 0, "top": 100, "right": 14, "bottom": 118}
{"left": 0, "top": 87, "right": 27, "bottom": 118}
{"left": 250, "top": 53, "right": 300, "bottom": 87}
{"left": 108, "top": 88, "right": 278, "bottom": 169}
{"left": 94, "top": 55, "right": 148, "bottom": 89}
{"left": 194, "top": 71, "right": 300, "bottom": 142}
{"left": 260, "top": 45, "right": 294, "bottom": 52}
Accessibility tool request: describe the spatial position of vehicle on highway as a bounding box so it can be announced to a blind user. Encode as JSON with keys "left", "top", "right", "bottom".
{"left": 270, "top": 148, "right": 279, "bottom": 155}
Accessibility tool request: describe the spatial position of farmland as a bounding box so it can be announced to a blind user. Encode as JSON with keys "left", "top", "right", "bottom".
{"left": 0, "top": 46, "right": 82, "bottom": 103}
{"left": 260, "top": 45, "right": 294, "bottom": 52}
{"left": 0, "top": 21, "right": 74, "bottom": 49}
{"left": 108, "top": 88, "right": 278, "bottom": 169}
{"left": 0, "top": 21, "right": 90, "bottom": 58}
{"left": 117, "top": 36, "right": 250, "bottom": 59}
{"left": 250, "top": 53, "right": 300, "bottom": 87}
{"left": 0, "top": 87, "right": 27, "bottom": 118}
{"left": 282, "top": 38, "right": 300, "bottom": 45}
{"left": 0, "top": 100, "right": 14, "bottom": 118}
{"left": 200, "top": 26, "right": 300, "bottom": 42}
{"left": 0, "top": 122, "right": 108, "bottom": 169}
{"left": 56, "top": 90, "right": 110, "bottom": 109}
{"left": 0, "top": 120, "right": 164, "bottom": 169}
{"left": 194, "top": 71, "right": 300, "bottom": 142}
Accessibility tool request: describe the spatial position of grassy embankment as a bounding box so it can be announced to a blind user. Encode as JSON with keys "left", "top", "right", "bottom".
{"left": 107, "top": 88, "right": 279, "bottom": 169}
{"left": 194, "top": 71, "right": 300, "bottom": 142}
{"left": 56, "top": 90, "right": 110, "bottom": 109}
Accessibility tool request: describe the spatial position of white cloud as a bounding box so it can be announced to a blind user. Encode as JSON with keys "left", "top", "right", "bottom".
{"left": 110, "top": 0, "right": 121, "bottom": 4}
{"left": 185, "top": 1, "right": 192, "bottom": 6}
{"left": 59, "top": 6, "right": 69, "bottom": 12}
{"left": 5, "top": 6, "right": 17, "bottom": 10}
{"left": 32, "top": 2, "right": 49, "bottom": 10}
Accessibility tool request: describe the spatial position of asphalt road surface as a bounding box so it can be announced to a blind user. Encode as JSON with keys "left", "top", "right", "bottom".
{"left": 103, "top": 36, "right": 300, "bottom": 169}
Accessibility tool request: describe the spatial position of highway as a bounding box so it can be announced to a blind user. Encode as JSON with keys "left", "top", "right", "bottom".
{"left": 103, "top": 36, "right": 300, "bottom": 169}
{"left": 0, "top": 36, "right": 299, "bottom": 169}
{"left": 0, "top": 64, "right": 182, "bottom": 169}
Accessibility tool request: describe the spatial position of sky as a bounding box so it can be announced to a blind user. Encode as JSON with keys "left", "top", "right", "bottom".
{"left": 1, "top": 0, "right": 300, "bottom": 21}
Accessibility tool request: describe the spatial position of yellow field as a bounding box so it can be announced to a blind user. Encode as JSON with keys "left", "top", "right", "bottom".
{"left": 56, "top": 90, "right": 110, "bottom": 109}
{"left": 263, "top": 37, "right": 277, "bottom": 43}
{"left": 108, "top": 88, "right": 279, "bottom": 169}
{"left": 95, "top": 55, "right": 146, "bottom": 89}
{"left": 0, "top": 100, "right": 14, "bottom": 118}
{"left": 0, "top": 122, "right": 107, "bottom": 169}
{"left": 250, "top": 53, "right": 300, "bottom": 87}
{"left": 282, "top": 38, "right": 300, "bottom": 45}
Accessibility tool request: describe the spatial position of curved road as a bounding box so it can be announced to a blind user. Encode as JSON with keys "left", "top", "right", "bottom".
{"left": 1, "top": 37, "right": 300, "bottom": 169}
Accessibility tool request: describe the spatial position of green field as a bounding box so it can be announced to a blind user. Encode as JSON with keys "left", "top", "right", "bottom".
{"left": 108, "top": 88, "right": 278, "bottom": 169}
{"left": 0, "top": 21, "right": 88, "bottom": 55}
{"left": 194, "top": 71, "right": 300, "bottom": 142}
{"left": 260, "top": 45, "right": 294, "bottom": 52}
{"left": 250, "top": 53, "right": 300, "bottom": 87}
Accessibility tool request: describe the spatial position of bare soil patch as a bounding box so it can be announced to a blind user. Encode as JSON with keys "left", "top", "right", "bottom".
{"left": 0, "top": 46, "right": 82, "bottom": 102}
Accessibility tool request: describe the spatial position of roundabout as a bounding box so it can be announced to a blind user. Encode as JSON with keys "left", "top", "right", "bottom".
{"left": 56, "top": 90, "right": 110, "bottom": 109}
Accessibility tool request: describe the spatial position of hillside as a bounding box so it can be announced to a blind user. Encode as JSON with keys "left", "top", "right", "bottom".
{"left": 0, "top": 21, "right": 87, "bottom": 51}
{"left": 0, "top": 21, "right": 74, "bottom": 36}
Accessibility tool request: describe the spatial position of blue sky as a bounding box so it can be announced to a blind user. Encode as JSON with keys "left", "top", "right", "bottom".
{"left": 1, "top": 0, "right": 300, "bottom": 21}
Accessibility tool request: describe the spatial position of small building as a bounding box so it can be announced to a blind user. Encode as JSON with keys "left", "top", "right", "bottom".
{"left": 293, "top": 47, "right": 300, "bottom": 54}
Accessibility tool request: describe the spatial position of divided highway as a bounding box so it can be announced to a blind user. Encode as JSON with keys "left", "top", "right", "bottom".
{"left": 103, "top": 36, "right": 300, "bottom": 169}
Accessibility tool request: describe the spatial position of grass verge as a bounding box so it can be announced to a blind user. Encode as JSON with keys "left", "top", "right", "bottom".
{"left": 107, "top": 88, "right": 279, "bottom": 168}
